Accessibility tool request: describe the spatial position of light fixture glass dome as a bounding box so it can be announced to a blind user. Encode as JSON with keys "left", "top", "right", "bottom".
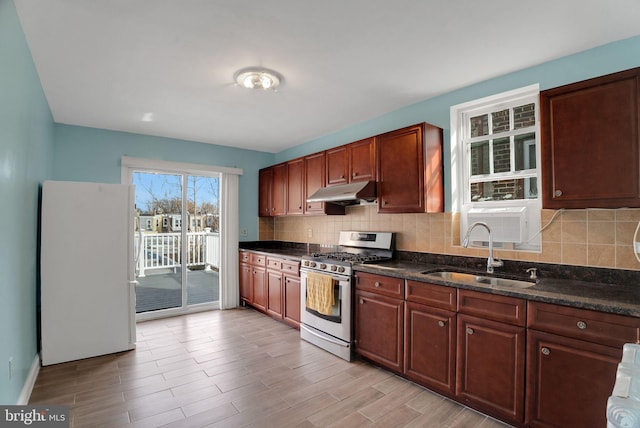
{"left": 234, "top": 68, "right": 281, "bottom": 90}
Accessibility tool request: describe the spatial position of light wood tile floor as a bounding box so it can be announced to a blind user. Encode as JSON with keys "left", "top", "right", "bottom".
{"left": 30, "top": 308, "right": 512, "bottom": 427}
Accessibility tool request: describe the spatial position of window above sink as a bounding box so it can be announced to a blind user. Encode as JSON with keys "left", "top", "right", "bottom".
{"left": 451, "top": 84, "right": 542, "bottom": 252}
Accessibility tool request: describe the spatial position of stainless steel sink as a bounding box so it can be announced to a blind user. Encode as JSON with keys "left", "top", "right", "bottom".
{"left": 421, "top": 270, "right": 535, "bottom": 289}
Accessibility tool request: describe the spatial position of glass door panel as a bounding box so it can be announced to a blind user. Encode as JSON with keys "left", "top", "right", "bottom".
{"left": 133, "top": 172, "right": 183, "bottom": 313}
{"left": 186, "top": 175, "right": 220, "bottom": 306}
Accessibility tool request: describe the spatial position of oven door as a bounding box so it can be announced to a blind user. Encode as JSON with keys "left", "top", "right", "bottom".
{"left": 299, "top": 268, "right": 351, "bottom": 342}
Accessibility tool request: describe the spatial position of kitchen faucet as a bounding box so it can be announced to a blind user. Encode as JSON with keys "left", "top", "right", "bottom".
{"left": 462, "top": 221, "right": 503, "bottom": 274}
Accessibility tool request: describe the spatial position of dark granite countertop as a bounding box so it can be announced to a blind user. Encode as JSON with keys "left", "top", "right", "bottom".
{"left": 239, "top": 241, "right": 640, "bottom": 317}
{"left": 354, "top": 260, "right": 640, "bottom": 317}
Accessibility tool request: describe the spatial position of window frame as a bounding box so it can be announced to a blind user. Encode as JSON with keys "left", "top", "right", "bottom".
{"left": 450, "top": 84, "right": 542, "bottom": 251}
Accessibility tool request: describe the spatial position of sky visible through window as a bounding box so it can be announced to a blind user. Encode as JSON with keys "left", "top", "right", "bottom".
{"left": 133, "top": 172, "right": 219, "bottom": 214}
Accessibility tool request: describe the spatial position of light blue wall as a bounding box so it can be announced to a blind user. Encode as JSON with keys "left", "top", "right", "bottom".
{"left": 53, "top": 124, "right": 274, "bottom": 240}
{"left": 274, "top": 35, "right": 640, "bottom": 211}
{"left": 0, "top": 0, "right": 55, "bottom": 404}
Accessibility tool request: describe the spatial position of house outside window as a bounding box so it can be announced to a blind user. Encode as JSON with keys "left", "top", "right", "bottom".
{"left": 451, "top": 84, "right": 541, "bottom": 251}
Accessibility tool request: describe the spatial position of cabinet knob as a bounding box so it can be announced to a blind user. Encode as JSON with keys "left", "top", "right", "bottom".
{"left": 374, "top": 281, "right": 380, "bottom": 287}
{"left": 438, "top": 320, "right": 446, "bottom": 327}
{"left": 541, "top": 347, "right": 551, "bottom": 356}
{"left": 382, "top": 200, "right": 388, "bottom": 206}
{"left": 359, "top": 299, "right": 364, "bottom": 304}
{"left": 554, "top": 190, "right": 563, "bottom": 197}
{"left": 577, "top": 320, "right": 587, "bottom": 330}
{"left": 299, "top": 206, "right": 302, "bottom": 209}
{"left": 467, "top": 328, "right": 474, "bottom": 335}
{"left": 353, "top": 172, "right": 358, "bottom": 177}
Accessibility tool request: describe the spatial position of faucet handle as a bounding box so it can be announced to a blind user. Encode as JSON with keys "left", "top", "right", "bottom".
{"left": 526, "top": 268, "right": 538, "bottom": 280}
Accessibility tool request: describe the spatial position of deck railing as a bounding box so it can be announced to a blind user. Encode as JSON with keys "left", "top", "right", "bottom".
{"left": 135, "top": 231, "right": 220, "bottom": 277}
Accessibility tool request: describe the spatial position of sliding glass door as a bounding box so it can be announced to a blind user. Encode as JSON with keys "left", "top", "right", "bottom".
{"left": 131, "top": 170, "right": 220, "bottom": 318}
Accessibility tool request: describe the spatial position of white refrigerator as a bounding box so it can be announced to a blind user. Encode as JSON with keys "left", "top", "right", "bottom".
{"left": 40, "top": 180, "right": 136, "bottom": 366}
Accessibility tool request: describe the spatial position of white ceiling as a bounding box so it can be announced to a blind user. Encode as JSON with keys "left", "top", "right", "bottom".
{"left": 14, "top": 1, "right": 640, "bottom": 153}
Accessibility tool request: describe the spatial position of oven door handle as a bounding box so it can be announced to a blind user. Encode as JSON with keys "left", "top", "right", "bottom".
{"left": 300, "top": 324, "right": 350, "bottom": 348}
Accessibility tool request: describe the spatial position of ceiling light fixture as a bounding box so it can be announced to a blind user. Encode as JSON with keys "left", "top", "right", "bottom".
{"left": 234, "top": 67, "right": 282, "bottom": 91}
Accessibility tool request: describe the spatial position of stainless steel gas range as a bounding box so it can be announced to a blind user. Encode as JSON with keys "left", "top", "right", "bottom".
{"left": 299, "top": 231, "right": 394, "bottom": 361}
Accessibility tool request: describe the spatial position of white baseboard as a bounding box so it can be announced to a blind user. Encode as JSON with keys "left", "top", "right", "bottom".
{"left": 17, "top": 354, "right": 40, "bottom": 405}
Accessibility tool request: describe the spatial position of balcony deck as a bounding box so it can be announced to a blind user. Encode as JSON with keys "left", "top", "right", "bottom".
{"left": 135, "top": 268, "right": 219, "bottom": 313}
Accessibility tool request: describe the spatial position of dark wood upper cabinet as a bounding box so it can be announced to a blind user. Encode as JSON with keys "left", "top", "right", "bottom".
{"left": 326, "top": 146, "right": 349, "bottom": 186}
{"left": 541, "top": 67, "right": 640, "bottom": 208}
{"left": 258, "top": 168, "right": 273, "bottom": 217}
{"left": 286, "top": 158, "right": 304, "bottom": 215}
{"left": 258, "top": 164, "right": 287, "bottom": 217}
{"left": 377, "top": 123, "right": 443, "bottom": 213}
{"left": 326, "top": 137, "right": 376, "bottom": 186}
{"left": 304, "top": 152, "right": 325, "bottom": 214}
{"left": 271, "top": 163, "right": 287, "bottom": 216}
{"left": 349, "top": 137, "right": 376, "bottom": 183}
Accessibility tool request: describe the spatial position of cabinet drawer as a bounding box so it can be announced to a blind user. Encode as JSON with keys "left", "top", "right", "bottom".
{"left": 458, "top": 289, "right": 526, "bottom": 327}
{"left": 267, "top": 257, "right": 283, "bottom": 270}
{"left": 528, "top": 301, "right": 640, "bottom": 348}
{"left": 239, "top": 251, "right": 251, "bottom": 263}
{"left": 281, "top": 260, "right": 300, "bottom": 276}
{"left": 355, "top": 272, "right": 404, "bottom": 299}
{"left": 250, "top": 253, "right": 266, "bottom": 266}
{"left": 406, "top": 280, "right": 456, "bottom": 311}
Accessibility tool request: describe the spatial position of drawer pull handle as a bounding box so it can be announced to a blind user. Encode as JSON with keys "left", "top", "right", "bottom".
{"left": 467, "top": 328, "right": 474, "bottom": 335}
{"left": 438, "top": 320, "right": 446, "bottom": 327}
{"left": 541, "top": 347, "right": 551, "bottom": 356}
{"left": 374, "top": 282, "right": 380, "bottom": 287}
{"left": 577, "top": 321, "right": 587, "bottom": 330}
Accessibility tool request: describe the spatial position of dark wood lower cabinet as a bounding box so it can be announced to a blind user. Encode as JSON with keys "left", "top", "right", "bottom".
{"left": 525, "top": 329, "right": 621, "bottom": 428}
{"left": 457, "top": 314, "right": 526, "bottom": 426}
{"left": 404, "top": 301, "right": 456, "bottom": 396}
{"left": 283, "top": 274, "right": 300, "bottom": 328}
{"left": 266, "top": 269, "right": 283, "bottom": 318}
{"left": 354, "top": 290, "right": 404, "bottom": 373}
{"left": 251, "top": 265, "right": 266, "bottom": 312}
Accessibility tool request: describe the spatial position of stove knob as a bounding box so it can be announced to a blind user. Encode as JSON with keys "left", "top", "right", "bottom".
{"left": 320, "top": 263, "right": 327, "bottom": 270}
{"left": 303, "top": 260, "right": 309, "bottom": 267}
{"left": 331, "top": 265, "right": 337, "bottom": 272}
{"left": 309, "top": 262, "right": 316, "bottom": 268}
{"left": 337, "top": 266, "right": 345, "bottom": 273}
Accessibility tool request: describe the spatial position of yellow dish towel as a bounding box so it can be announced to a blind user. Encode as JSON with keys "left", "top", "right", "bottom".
{"left": 306, "top": 272, "right": 335, "bottom": 316}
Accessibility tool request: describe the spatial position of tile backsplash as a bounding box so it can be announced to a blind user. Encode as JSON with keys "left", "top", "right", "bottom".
{"left": 258, "top": 205, "right": 640, "bottom": 271}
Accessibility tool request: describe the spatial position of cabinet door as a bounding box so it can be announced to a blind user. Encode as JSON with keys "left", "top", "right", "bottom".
{"left": 526, "top": 329, "right": 621, "bottom": 428}
{"left": 251, "top": 266, "right": 266, "bottom": 312}
{"left": 349, "top": 137, "right": 376, "bottom": 183}
{"left": 239, "top": 262, "right": 252, "bottom": 304}
{"left": 266, "top": 270, "right": 283, "bottom": 319}
{"left": 304, "top": 152, "right": 326, "bottom": 214}
{"left": 377, "top": 123, "right": 443, "bottom": 213}
{"left": 271, "top": 163, "right": 287, "bottom": 216}
{"left": 541, "top": 68, "right": 640, "bottom": 208}
{"left": 354, "top": 290, "right": 404, "bottom": 373}
{"left": 457, "top": 314, "right": 525, "bottom": 425}
{"left": 326, "top": 146, "right": 349, "bottom": 185}
{"left": 258, "top": 168, "right": 272, "bottom": 217}
{"left": 283, "top": 274, "right": 301, "bottom": 328}
{"left": 286, "top": 158, "right": 304, "bottom": 215}
{"left": 405, "top": 302, "right": 456, "bottom": 396}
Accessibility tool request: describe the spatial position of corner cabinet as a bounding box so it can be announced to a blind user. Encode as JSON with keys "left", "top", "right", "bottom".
{"left": 541, "top": 67, "right": 640, "bottom": 208}
{"left": 377, "top": 123, "right": 443, "bottom": 213}
{"left": 258, "top": 164, "right": 287, "bottom": 216}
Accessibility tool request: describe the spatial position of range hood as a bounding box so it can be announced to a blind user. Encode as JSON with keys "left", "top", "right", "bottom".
{"left": 306, "top": 181, "right": 377, "bottom": 206}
